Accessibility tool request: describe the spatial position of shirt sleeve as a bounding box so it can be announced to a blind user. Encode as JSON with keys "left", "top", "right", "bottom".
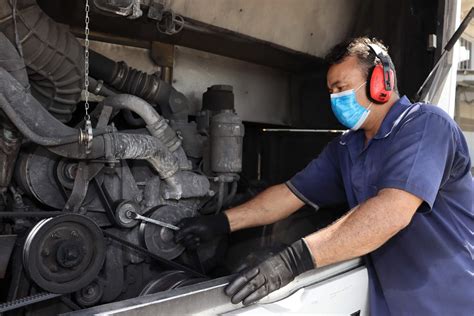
{"left": 377, "top": 112, "right": 460, "bottom": 209}
{"left": 286, "top": 138, "right": 347, "bottom": 209}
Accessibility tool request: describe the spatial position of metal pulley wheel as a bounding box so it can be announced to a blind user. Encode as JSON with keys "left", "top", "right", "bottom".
{"left": 139, "top": 205, "right": 193, "bottom": 260}
{"left": 114, "top": 200, "right": 140, "bottom": 228}
{"left": 74, "top": 280, "right": 103, "bottom": 307}
{"left": 139, "top": 270, "right": 207, "bottom": 296}
{"left": 23, "top": 214, "right": 106, "bottom": 294}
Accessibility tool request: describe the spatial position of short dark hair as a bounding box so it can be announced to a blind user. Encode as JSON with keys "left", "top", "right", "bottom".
{"left": 325, "top": 37, "right": 398, "bottom": 94}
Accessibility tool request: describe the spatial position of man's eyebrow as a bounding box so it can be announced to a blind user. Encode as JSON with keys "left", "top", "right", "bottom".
{"left": 329, "top": 80, "right": 341, "bottom": 88}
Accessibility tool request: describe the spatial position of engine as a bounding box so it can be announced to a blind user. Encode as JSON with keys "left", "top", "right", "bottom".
{"left": 0, "top": 1, "right": 244, "bottom": 313}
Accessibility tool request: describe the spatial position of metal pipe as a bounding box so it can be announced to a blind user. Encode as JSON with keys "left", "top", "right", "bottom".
{"left": 223, "top": 181, "right": 238, "bottom": 208}
{"left": 88, "top": 77, "right": 146, "bottom": 127}
{"left": 102, "top": 94, "right": 183, "bottom": 153}
{"left": 215, "top": 181, "right": 225, "bottom": 214}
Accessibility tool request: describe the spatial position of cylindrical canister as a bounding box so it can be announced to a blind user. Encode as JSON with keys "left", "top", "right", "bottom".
{"left": 210, "top": 111, "right": 244, "bottom": 173}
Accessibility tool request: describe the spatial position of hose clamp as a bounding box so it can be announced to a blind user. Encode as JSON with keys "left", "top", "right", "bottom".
{"left": 79, "top": 120, "right": 93, "bottom": 154}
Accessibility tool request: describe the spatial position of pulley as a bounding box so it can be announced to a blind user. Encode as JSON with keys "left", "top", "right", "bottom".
{"left": 23, "top": 214, "right": 106, "bottom": 294}
{"left": 139, "top": 205, "right": 194, "bottom": 260}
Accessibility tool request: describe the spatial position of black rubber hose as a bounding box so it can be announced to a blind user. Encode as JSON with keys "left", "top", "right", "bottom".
{"left": 89, "top": 50, "right": 117, "bottom": 84}
{"left": 0, "top": 1, "right": 84, "bottom": 123}
{"left": 0, "top": 94, "right": 81, "bottom": 146}
{"left": 0, "top": 66, "right": 110, "bottom": 146}
{"left": 88, "top": 50, "right": 189, "bottom": 121}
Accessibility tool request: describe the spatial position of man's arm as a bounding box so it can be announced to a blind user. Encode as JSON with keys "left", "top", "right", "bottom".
{"left": 224, "top": 188, "right": 423, "bottom": 305}
{"left": 304, "top": 188, "right": 422, "bottom": 267}
{"left": 175, "top": 183, "right": 305, "bottom": 248}
{"left": 225, "top": 183, "right": 305, "bottom": 232}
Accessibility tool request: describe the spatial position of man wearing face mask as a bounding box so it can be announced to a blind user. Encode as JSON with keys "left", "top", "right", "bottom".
{"left": 175, "top": 37, "right": 474, "bottom": 315}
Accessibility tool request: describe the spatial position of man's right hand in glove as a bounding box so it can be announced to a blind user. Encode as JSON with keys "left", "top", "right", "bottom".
{"left": 174, "top": 213, "right": 230, "bottom": 249}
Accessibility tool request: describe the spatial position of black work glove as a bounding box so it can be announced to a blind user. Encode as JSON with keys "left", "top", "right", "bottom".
{"left": 224, "top": 239, "right": 314, "bottom": 306}
{"left": 174, "top": 213, "right": 230, "bottom": 249}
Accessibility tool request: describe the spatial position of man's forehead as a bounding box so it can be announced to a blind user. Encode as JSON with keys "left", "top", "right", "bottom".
{"left": 327, "top": 56, "right": 364, "bottom": 86}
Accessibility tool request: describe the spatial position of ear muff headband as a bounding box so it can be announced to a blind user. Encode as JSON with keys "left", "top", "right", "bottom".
{"left": 367, "top": 43, "right": 394, "bottom": 103}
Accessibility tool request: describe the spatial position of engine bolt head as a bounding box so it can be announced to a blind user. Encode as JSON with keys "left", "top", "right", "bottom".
{"left": 41, "top": 248, "right": 50, "bottom": 257}
{"left": 71, "top": 230, "right": 78, "bottom": 238}
{"left": 86, "top": 286, "right": 95, "bottom": 296}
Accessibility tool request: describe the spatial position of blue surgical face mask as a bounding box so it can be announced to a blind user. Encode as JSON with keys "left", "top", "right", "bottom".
{"left": 330, "top": 82, "right": 373, "bottom": 130}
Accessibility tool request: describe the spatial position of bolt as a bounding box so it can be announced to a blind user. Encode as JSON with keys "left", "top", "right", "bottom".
{"left": 86, "top": 286, "right": 95, "bottom": 296}
{"left": 67, "top": 249, "right": 78, "bottom": 260}
{"left": 51, "top": 232, "right": 61, "bottom": 239}
{"left": 71, "top": 230, "right": 78, "bottom": 238}
{"left": 41, "top": 248, "right": 50, "bottom": 257}
{"left": 65, "top": 164, "right": 78, "bottom": 179}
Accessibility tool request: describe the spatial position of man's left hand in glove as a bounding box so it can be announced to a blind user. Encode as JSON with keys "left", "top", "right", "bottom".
{"left": 224, "top": 238, "right": 315, "bottom": 306}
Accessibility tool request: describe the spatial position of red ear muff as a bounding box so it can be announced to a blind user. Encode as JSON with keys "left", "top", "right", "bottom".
{"left": 369, "top": 64, "right": 394, "bottom": 103}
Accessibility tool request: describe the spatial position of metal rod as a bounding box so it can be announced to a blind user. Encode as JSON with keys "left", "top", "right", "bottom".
{"left": 130, "top": 212, "right": 180, "bottom": 231}
{"left": 261, "top": 128, "right": 345, "bottom": 133}
{"left": 415, "top": 6, "right": 474, "bottom": 100}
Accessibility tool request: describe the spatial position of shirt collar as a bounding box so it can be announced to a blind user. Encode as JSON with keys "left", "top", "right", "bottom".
{"left": 339, "top": 95, "right": 412, "bottom": 145}
{"left": 373, "top": 95, "right": 412, "bottom": 139}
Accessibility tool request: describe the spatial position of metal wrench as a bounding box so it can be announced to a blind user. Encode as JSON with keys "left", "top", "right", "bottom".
{"left": 127, "top": 211, "right": 180, "bottom": 231}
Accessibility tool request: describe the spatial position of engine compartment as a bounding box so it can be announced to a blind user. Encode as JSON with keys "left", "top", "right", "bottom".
{"left": 0, "top": 1, "right": 250, "bottom": 312}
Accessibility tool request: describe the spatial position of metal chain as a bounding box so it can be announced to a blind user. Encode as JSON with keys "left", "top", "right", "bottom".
{"left": 84, "top": 0, "right": 90, "bottom": 121}
{"left": 81, "top": 0, "right": 93, "bottom": 153}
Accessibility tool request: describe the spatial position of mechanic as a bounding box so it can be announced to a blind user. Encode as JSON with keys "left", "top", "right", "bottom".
{"left": 175, "top": 37, "right": 474, "bottom": 315}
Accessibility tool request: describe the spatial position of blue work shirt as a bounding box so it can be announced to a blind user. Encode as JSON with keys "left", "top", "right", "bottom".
{"left": 287, "top": 96, "right": 474, "bottom": 315}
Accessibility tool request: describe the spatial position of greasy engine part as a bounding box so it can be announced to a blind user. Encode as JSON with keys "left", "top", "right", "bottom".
{"left": 139, "top": 205, "right": 194, "bottom": 260}
{"left": 0, "top": 127, "right": 21, "bottom": 193}
{"left": 114, "top": 200, "right": 141, "bottom": 228}
{"left": 0, "top": 4, "right": 244, "bottom": 313}
{"left": 201, "top": 85, "right": 244, "bottom": 174}
{"left": 0, "top": 66, "right": 85, "bottom": 146}
{"left": 90, "top": 86, "right": 195, "bottom": 171}
{"left": 23, "top": 214, "right": 106, "bottom": 294}
{"left": 15, "top": 147, "right": 72, "bottom": 210}
{"left": 0, "top": 32, "right": 29, "bottom": 89}
{"left": 0, "top": 234, "right": 16, "bottom": 278}
{"left": 92, "top": 0, "right": 143, "bottom": 19}
{"left": 1, "top": 65, "right": 182, "bottom": 179}
{"left": 202, "top": 85, "right": 236, "bottom": 113}
{"left": 210, "top": 112, "right": 244, "bottom": 174}
{"left": 89, "top": 50, "right": 190, "bottom": 121}
{"left": 0, "top": 1, "right": 84, "bottom": 122}
{"left": 102, "top": 94, "right": 182, "bottom": 153}
{"left": 0, "top": 32, "right": 27, "bottom": 193}
{"left": 74, "top": 280, "right": 103, "bottom": 307}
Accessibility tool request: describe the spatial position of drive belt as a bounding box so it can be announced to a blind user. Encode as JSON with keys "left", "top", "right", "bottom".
{"left": 0, "top": 211, "right": 207, "bottom": 313}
